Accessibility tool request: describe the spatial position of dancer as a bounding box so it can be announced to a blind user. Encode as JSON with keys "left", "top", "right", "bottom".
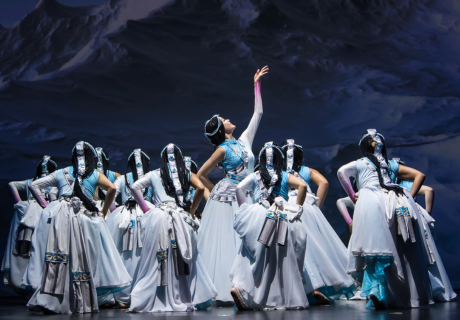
{"left": 128, "top": 143, "right": 217, "bottom": 312}
{"left": 337, "top": 129, "right": 434, "bottom": 309}
{"left": 105, "top": 149, "right": 154, "bottom": 307}
{"left": 1, "top": 156, "right": 58, "bottom": 291}
{"left": 25, "top": 141, "right": 131, "bottom": 314}
{"left": 281, "top": 139, "right": 355, "bottom": 304}
{"left": 230, "top": 142, "right": 308, "bottom": 310}
{"left": 94, "top": 147, "right": 120, "bottom": 215}
{"left": 197, "top": 66, "right": 268, "bottom": 302}
{"left": 337, "top": 158, "right": 456, "bottom": 303}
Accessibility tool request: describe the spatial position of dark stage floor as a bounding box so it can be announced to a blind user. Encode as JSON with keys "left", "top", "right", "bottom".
{"left": 0, "top": 298, "right": 459, "bottom": 320}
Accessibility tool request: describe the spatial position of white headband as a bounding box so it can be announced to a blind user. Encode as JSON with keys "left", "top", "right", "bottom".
{"left": 133, "top": 149, "right": 145, "bottom": 178}
{"left": 282, "top": 139, "right": 302, "bottom": 173}
{"left": 165, "top": 144, "right": 184, "bottom": 206}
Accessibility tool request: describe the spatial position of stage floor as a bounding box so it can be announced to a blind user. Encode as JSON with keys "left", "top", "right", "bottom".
{"left": 0, "top": 298, "right": 458, "bottom": 320}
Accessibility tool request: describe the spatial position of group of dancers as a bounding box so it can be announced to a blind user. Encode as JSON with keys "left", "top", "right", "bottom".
{"left": 1, "top": 66, "right": 456, "bottom": 313}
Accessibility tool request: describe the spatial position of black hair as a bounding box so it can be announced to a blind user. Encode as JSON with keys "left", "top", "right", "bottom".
{"left": 359, "top": 131, "right": 404, "bottom": 195}
{"left": 281, "top": 140, "right": 303, "bottom": 172}
{"left": 97, "top": 148, "right": 110, "bottom": 201}
{"left": 254, "top": 159, "right": 260, "bottom": 172}
{"left": 71, "top": 143, "right": 99, "bottom": 212}
{"left": 125, "top": 150, "right": 150, "bottom": 199}
{"left": 259, "top": 143, "right": 284, "bottom": 204}
{"left": 33, "top": 157, "right": 57, "bottom": 181}
{"left": 189, "top": 161, "right": 198, "bottom": 174}
{"left": 204, "top": 115, "right": 226, "bottom": 147}
{"left": 160, "top": 145, "right": 192, "bottom": 211}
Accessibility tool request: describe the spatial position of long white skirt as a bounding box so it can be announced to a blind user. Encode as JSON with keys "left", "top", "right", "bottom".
{"left": 129, "top": 207, "right": 217, "bottom": 312}
{"left": 288, "top": 194, "right": 355, "bottom": 299}
{"left": 105, "top": 201, "right": 155, "bottom": 304}
{"left": 1, "top": 201, "right": 33, "bottom": 289}
{"left": 348, "top": 186, "right": 433, "bottom": 308}
{"left": 25, "top": 200, "right": 132, "bottom": 313}
{"left": 416, "top": 204, "right": 457, "bottom": 302}
{"left": 197, "top": 197, "right": 245, "bottom": 302}
{"left": 230, "top": 203, "right": 308, "bottom": 310}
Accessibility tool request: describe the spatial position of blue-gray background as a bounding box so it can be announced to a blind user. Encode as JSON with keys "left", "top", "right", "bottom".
{"left": 0, "top": 0, "right": 459, "bottom": 296}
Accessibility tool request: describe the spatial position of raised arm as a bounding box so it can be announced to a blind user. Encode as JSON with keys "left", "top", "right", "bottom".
{"left": 337, "top": 161, "right": 358, "bottom": 203}
{"left": 8, "top": 180, "right": 28, "bottom": 203}
{"left": 130, "top": 172, "right": 153, "bottom": 213}
{"left": 288, "top": 174, "right": 307, "bottom": 206}
{"left": 239, "top": 66, "right": 268, "bottom": 147}
{"left": 29, "top": 173, "right": 59, "bottom": 208}
{"left": 397, "top": 164, "right": 425, "bottom": 198}
{"left": 197, "top": 148, "right": 225, "bottom": 191}
{"left": 236, "top": 174, "right": 256, "bottom": 206}
{"left": 189, "top": 173, "right": 205, "bottom": 219}
{"left": 97, "top": 174, "right": 116, "bottom": 218}
{"left": 309, "top": 168, "right": 329, "bottom": 208}
{"left": 337, "top": 197, "right": 354, "bottom": 231}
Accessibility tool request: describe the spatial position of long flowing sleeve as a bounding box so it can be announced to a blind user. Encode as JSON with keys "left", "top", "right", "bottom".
{"left": 239, "top": 82, "right": 263, "bottom": 148}
{"left": 336, "top": 197, "right": 354, "bottom": 226}
{"left": 8, "top": 180, "right": 28, "bottom": 203}
{"left": 29, "top": 173, "right": 59, "bottom": 208}
{"left": 337, "top": 161, "right": 358, "bottom": 201}
{"left": 236, "top": 174, "right": 255, "bottom": 206}
{"left": 130, "top": 172, "right": 153, "bottom": 213}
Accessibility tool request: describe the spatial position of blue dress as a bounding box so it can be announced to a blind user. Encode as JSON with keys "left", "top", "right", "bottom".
{"left": 197, "top": 138, "right": 255, "bottom": 302}
{"left": 288, "top": 166, "right": 356, "bottom": 300}
{"left": 231, "top": 171, "right": 309, "bottom": 309}
{"left": 24, "top": 166, "right": 132, "bottom": 313}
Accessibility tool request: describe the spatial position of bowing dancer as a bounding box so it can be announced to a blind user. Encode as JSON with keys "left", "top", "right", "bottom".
{"left": 337, "top": 129, "right": 435, "bottom": 309}
{"left": 93, "top": 147, "right": 120, "bottom": 216}
{"left": 281, "top": 139, "right": 356, "bottom": 304}
{"left": 128, "top": 143, "right": 217, "bottom": 312}
{"left": 1, "top": 156, "right": 58, "bottom": 291}
{"left": 197, "top": 66, "right": 268, "bottom": 302}
{"left": 25, "top": 141, "right": 131, "bottom": 314}
{"left": 230, "top": 142, "right": 308, "bottom": 310}
{"left": 105, "top": 149, "right": 154, "bottom": 307}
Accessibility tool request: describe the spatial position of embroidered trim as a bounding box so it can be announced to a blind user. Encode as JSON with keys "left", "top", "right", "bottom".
{"left": 171, "top": 239, "right": 177, "bottom": 248}
{"left": 157, "top": 249, "right": 168, "bottom": 261}
{"left": 45, "top": 252, "right": 69, "bottom": 263}
{"left": 72, "top": 271, "right": 91, "bottom": 281}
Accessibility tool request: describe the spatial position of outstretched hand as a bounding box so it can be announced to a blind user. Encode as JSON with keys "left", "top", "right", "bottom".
{"left": 254, "top": 65, "right": 269, "bottom": 84}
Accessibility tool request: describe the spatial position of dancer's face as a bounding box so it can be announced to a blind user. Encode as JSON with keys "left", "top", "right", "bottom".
{"left": 220, "top": 117, "right": 236, "bottom": 134}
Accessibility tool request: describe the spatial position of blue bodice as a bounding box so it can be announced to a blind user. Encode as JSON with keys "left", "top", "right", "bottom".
{"left": 219, "top": 138, "right": 245, "bottom": 171}
{"left": 106, "top": 170, "right": 117, "bottom": 183}
{"left": 67, "top": 166, "right": 99, "bottom": 199}
{"left": 298, "top": 166, "right": 311, "bottom": 187}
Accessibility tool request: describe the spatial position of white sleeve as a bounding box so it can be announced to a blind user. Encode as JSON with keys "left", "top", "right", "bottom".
{"left": 337, "top": 161, "right": 358, "bottom": 201}
{"left": 239, "top": 82, "right": 263, "bottom": 148}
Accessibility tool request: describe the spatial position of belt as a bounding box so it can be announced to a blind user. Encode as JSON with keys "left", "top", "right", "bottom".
{"left": 225, "top": 173, "right": 244, "bottom": 183}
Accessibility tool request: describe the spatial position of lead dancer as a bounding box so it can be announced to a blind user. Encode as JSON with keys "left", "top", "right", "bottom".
{"left": 128, "top": 143, "right": 217, "bottom": 312}
{"left": 337, "top": 129, "right": 434, "bottom": 309}
{"left": 281, "top": 139, "right": 355, "bottom": 304}
{"left": 25, "top": 141, "right": 131, "bottom": 314}
{"left": 230, "top": 142, "right": 308, "bottom": 310}
{"left": 105, "top": 149, "right": 154, "bottom": 307}
{"left": 197, "top": 66, "right": 268, "bottom": 302}
{"left": 1, "top": 156, "right": 58, "bottom": 291}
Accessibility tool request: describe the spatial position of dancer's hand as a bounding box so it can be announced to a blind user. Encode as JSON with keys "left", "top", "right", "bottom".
{"left": 349, "top": 221, "right": 353, "bottom": 233}
{"left": 254, "top": 66, "right": 269, "bottom": 84}
{"left": 353, "top": 195, "right": 358, "bottom": 204}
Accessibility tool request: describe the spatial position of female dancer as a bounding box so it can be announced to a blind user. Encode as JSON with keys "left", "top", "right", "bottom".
{"left": 281, "top": 139, "right": 355, "bottom": 304}
{"left": 1, "top": 156, "right": 58, "bottom": 290}
{"left": 94, "top": 147, "right": 120, "bottom": 214}
{"left": 105, "top": 149, "right": 154, "bottom": 307}
{"left": 197, "top": 66, "right": 268, "bottom": 302}
{"left": 337, "top": 157, "right": 456, "bottom": 303}
{"left": 25, "top": 141, "right": 131, "bottom": 314}
{"left": 337, "top": 129, "right": 434, "bottom": 309}
{"left": 128, "top": 143, "right": 217, "bottom": 312}
{"left": 230, "top": 142, "right": 308, "bottom": 310}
